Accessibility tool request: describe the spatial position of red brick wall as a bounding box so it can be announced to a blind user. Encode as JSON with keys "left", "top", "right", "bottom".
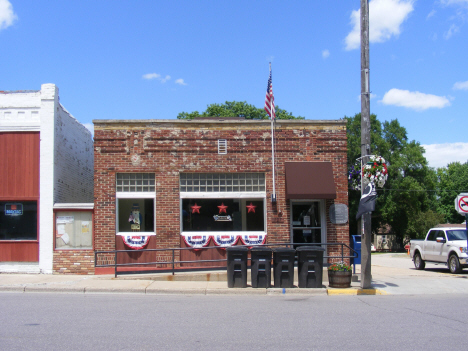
{"left": 53, "top": 250, "right": 94, "bottom": 274}
{"left": 93, "top": 120, "right": 349, "bottom": 268}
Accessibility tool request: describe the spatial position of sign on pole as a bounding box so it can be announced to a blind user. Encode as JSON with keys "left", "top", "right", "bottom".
{"left": 455, "top": 193, "right": 468, "bottom": 251}
{"left": 455, "top": 193, "right": 468, "bottom": 215}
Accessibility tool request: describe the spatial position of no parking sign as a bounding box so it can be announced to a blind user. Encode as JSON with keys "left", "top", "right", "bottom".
{"left": 455, "top": 193, "right": 468, "bottom": 215}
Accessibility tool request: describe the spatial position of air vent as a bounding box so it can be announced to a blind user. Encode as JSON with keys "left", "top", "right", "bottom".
{"left": 218, "top": 139, "right": 227, "bottom": 154}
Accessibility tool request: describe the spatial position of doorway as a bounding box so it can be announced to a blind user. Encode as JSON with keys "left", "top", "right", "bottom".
{"left": 290, "top": 201, "right": 323, "bottom": 248}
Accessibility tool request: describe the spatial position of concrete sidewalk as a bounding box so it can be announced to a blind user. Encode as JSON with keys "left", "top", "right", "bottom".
{"left": 1, "top": 253, "right": 467, "bottom": 295}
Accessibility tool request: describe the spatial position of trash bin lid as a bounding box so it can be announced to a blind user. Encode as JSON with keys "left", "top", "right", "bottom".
{"left": 273, "top": 247, "right": 295, "bottom": 253}
{"left": 226, "top": 246, "right": 249, "bottom": 252}
{"left": 250, "top": 246, "right": 272, "bottom": 253}
{"left": 296, "top": 246, "right": 325, "bottom": 252}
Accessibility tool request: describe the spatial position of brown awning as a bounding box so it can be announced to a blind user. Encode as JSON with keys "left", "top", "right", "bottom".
{"left": 285, "top": 162, "right": 336, "bottom": 199}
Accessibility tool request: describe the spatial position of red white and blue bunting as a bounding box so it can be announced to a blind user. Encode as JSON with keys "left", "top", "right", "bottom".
{"left": 122, "top": 235, "right": 150, "bottom": 250}
{"left": 240, "top": 234, "right": 267, "bottom": 246}
{"left": 212, "top": 234, "right": 239, "bottom": 248}
{"left": 182, "top": 234, "right": 211, "bottom": 249}
{"left": 181, "top": 234, "right": 266, "bottom": 249}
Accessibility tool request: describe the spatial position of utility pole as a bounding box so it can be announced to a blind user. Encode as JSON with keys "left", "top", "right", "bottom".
{"left": 360, "top": 0, "right": 372, "bottom": 289}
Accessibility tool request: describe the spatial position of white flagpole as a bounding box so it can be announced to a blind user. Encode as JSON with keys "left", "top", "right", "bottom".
{"left": 270, "top": 63, "right": 276, "bottom": 202}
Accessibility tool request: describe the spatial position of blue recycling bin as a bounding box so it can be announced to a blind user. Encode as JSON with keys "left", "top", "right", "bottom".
{"left": 351, "top": 235, "right": 361, "bottom": 265}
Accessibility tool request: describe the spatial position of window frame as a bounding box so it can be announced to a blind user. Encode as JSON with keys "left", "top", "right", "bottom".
{"left": 0, "top": 200, "right": 38, "bottom": 242}
{"left": 115, "top": 192, "right": 156, "bottom": 236}
{"left": 179, "top": 192, "right": 267, "bottom": 236}
{"left": 54, "top": 208, "right": 94, "bottom": 250}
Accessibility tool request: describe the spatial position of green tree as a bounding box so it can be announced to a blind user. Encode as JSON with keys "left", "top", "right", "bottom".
{"left": 436, "top": 162, "right": 468, "bottom": 223}
{"left": 177, "top": 101, "right": 304, "bottom": 120}
{"left": 345, "top": 113, "right": 441, "bottom": 243}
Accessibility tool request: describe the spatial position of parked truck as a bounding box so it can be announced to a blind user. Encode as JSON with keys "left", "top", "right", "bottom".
{"left": 410, "top": 227, "right": 468, "bottom": 274}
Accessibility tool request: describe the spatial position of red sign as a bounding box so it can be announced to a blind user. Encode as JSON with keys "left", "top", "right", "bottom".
{"left": 455, "top": 194, "right": 468, "bottom": 215}
{"left": 458, "top": 197, "right": 468, "bottom": 213}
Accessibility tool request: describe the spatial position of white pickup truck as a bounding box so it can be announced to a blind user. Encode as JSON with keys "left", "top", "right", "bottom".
{"left": 410, "top": 227, "right": 468, "bottom": 274}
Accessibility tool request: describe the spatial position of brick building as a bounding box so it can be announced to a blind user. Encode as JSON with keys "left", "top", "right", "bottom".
{"left": 0, "top": 84, "right": 94, "bottom": 274}
{"left": 93, "top": 118, "right": 349, "bottom": 273}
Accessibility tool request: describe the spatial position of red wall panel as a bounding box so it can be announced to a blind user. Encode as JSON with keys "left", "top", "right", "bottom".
{"left": 0, "top": 132, "right": 40, "bottom": 199}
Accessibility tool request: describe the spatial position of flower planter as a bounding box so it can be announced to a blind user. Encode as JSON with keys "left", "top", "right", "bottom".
{"left": 328, "top": 270, "right": 352, "bottom": 288}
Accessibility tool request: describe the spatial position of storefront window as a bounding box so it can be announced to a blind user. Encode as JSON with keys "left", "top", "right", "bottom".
{"left": 116, "top": 173, "right": 155, "bottom": 235}
{"left": 117, "top": 198, "right": 154, "bottom": 233}
{"left": 0, "top": 201, "right": 38, "bottom": 240}
{"left": 55, "top": 211, "right": 93, "bottom": 249}
{"left": 182, "top": 198, "right": 264, "bottom": 232}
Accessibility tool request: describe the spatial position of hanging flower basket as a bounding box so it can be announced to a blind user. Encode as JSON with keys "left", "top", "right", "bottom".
{"left": 348, "top": 162, "right": 362, "bottom": 191}
{"left": 362, "top": 155, "right": 388, "bottom": 188}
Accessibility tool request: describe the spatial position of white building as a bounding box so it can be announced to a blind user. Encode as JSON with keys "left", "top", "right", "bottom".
{"left": 0, "top": 84, "right": 94, "bottom": 273}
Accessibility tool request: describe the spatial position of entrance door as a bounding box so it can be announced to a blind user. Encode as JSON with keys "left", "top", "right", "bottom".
{"left": 291, "top": 202, "right": 322, "bottom": 247}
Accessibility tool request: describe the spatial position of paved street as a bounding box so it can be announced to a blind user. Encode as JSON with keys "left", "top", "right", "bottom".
{"left": 2, "top": 254, "right": 468, "bottom": 349}
{"left": 1, "top": 292, "right": 468, "bottom": 350}
{"left": 364, "top": 252, "right": 468, "bottom": 294}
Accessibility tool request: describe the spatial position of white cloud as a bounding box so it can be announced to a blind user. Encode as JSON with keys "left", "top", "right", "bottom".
{"left": 175, "top": 78, "right": 187, "bottom": 86}
{"left": 440, "top": 0, "right": 468, "bottom": 6}
{"left": 0, "top": 0, "right": 17, "bottom": 30}
{"left": 444, "top": 23, "right": 460, "bottom": 39}
{"left": 142, "top": 73, "right": 160, "bottom": 80}
{"left": 345, "top": 0, "right": 414, "bottom": 51}
{"left": 380, "top": 88, "right": 451, "bottom": 110}
{"left": 422, "top": 143, "right": 468, "bottom": 168}
{"left": 142, "top": 73, "right": 171, "bottom": 83}
{"left": 322, "top": 49, "right": 330, "bottom": 59}
{"left": 427, "top": 9, "right": 436, "bottom": 19}
{"left": 160, "top": 75, "right": 171, "bottom": 83}
{"left": 453, "top": 81, "right": 468, "bottom": 90}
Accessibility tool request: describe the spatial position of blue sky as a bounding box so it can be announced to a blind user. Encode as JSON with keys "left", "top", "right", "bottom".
{"left": 1, "top": 0, "right": 467, "bottom": 168}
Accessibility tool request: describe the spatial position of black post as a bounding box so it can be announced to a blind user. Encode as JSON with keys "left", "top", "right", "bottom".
{"left": 114, "top": 251, "right": 117, "bottom": 278}
{"left": 172, "top": 249, "right": 175, "bottom": 275}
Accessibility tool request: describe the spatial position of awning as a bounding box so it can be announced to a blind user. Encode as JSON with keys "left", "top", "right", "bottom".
{"left": 285, "top": 162, "right": 336, "bottom": 199}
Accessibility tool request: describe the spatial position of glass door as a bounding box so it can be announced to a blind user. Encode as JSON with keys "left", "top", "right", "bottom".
{"left": 291, "top": 202, "right": 321, "bottom": 248}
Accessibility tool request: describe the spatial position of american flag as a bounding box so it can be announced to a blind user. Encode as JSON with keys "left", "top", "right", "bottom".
{"left": 264, "top": 69, "right": 275, "bottom": 119}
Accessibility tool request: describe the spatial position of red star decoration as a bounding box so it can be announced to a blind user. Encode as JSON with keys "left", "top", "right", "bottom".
{"left": 191, "top": 203, "right": 201, "bottom": 214}
{"left": 218, "top": 203, "right": 228, "bottom": 214}
{"left": 246, "top": 202, "right": 256, "bottom": 213}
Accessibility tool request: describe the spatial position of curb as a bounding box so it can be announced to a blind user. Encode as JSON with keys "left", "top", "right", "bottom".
{"left": 327, "top": 288, "right": 388, "bottom": 295}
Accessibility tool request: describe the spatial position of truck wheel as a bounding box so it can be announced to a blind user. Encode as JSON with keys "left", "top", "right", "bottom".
{"left": 414, "top": 253, "right": 425, "bottom": 270}
{"left": 449, "top": 255, "right": 461, "bottom": 274}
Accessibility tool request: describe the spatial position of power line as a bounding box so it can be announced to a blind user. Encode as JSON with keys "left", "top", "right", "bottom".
{"left": 349, "top": 188, "right": 468, "bottom": 193}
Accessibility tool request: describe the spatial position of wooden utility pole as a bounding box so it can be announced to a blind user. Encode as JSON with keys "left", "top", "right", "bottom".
{"left": 360, "top": 0, "right": 372, "bottom": 289}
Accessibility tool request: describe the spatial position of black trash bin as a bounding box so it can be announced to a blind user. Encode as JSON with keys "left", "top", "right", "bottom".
{"left": 226, "top": 246, "right": 248, "bottom": 288}
{"left": 273, "top": 247, "right": 296, "bottom": 288}
{"left": 250, "top": 246, "right": 272, "bottom": 288}
{"left": 296, "top": 246, "right": 325, "bottom": 288}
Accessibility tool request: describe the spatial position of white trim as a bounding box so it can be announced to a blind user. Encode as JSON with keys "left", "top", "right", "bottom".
{"left": 54, "top": 203, "right": 94, "bottom": 210}
{"left": 115, "top": 193, "right": 156, "bottom": 236}
{"left": 116, "top": 192, "right": 156, "bottom": 199}
{"left": 0, "top": 125, "right": 41, "bottom": 132}
{"left": 117, "top": 232, "right": 155, "bottom": 236}
{"left": 180, "top": 192, "right": 266, "bottom": 199}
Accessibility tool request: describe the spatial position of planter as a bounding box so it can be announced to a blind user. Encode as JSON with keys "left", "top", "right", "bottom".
{"left": 328, "top": 270, "right": 352, "bottom": 288}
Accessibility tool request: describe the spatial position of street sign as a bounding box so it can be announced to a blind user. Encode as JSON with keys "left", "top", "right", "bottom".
{"left": 455, "top": 193, "right": 468, "bottom": 215}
